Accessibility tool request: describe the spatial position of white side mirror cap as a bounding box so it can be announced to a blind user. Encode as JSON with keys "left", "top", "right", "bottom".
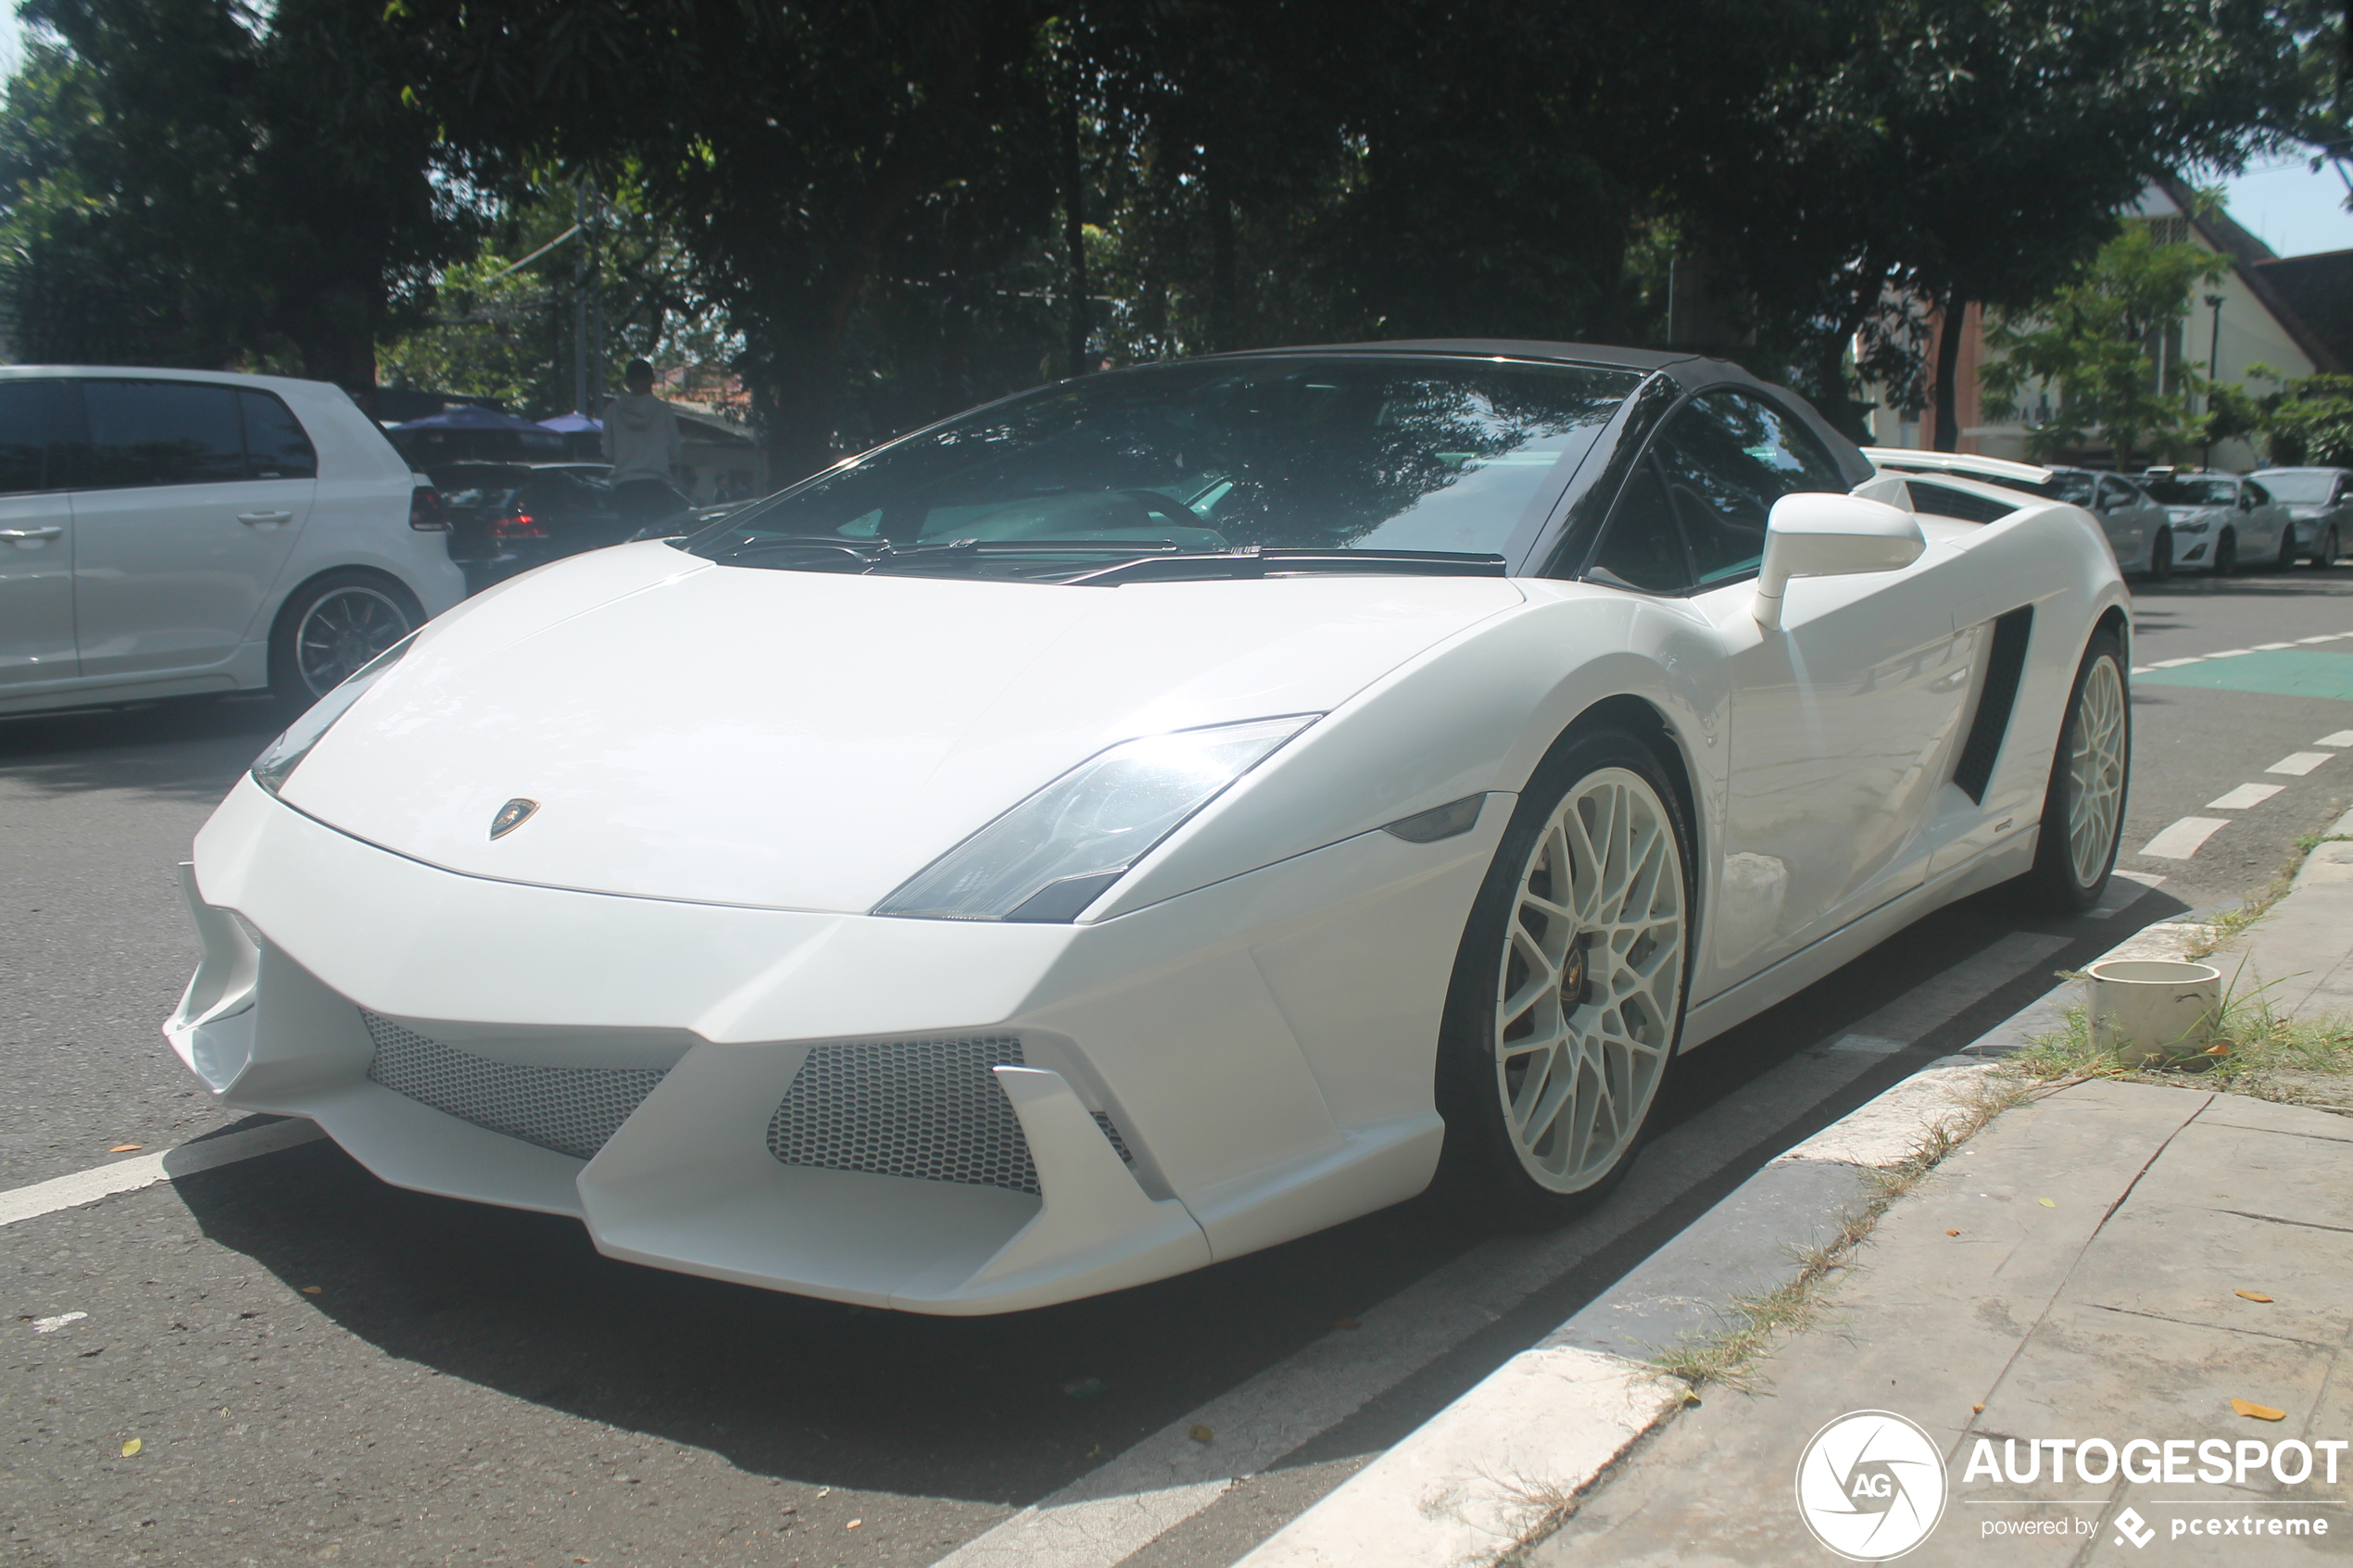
{"left": 1753, "top": 493, "right": 1925, "bottom": 632}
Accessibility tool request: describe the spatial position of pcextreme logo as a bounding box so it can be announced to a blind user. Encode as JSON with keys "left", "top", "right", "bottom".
{"left": 1795, "top": 1411, "right": 1949, "bottom": 1561}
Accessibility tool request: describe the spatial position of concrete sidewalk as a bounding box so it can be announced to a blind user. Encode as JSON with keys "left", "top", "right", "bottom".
{"left": 1243, "top": 811, "right": 2353, "bottom": 1567}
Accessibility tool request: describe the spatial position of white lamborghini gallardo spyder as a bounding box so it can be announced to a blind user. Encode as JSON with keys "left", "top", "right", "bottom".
{"left": 167, "top": 342, "right": 2131, "bottom": 1313}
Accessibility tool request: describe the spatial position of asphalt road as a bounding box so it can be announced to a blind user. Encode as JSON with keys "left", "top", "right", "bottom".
{"left": 4, "top": 560, "right": 2351, "bottom": 1568}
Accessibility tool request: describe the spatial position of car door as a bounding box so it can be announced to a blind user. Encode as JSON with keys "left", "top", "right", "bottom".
{"left": 2092, "top": 475, "right": 2145, "bottom": 568}
{"left": 1642, "top": 392, "right": 1979, "bottom": 991}
{"left": 65, "top": 379, "right": 316, "bottom": 682}
{"left": 0, "top": 379, "right": 78, "bottom": 695}
{"left": 2239, "top": 479, "right": 2290, "bottom": 561}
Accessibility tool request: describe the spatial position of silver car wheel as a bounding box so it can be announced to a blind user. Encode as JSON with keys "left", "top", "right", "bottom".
{"left": 1494, "top": 766, "right": 1685, "bottom": 1194}
{"left": 2068, "top": 654, "right": 2128, "bottom": 888}
{"left": 296, "top": 586, "right": 411, "bottom": 696}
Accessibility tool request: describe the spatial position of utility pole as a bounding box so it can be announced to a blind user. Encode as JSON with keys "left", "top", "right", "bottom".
{"left": 572, "top": 182, "right": 590, "bottom": 416}
{"left": 2202, "top": 293, "right": 2223, "bottom": 470}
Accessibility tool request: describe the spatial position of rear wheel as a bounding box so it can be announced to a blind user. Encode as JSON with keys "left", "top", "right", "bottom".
{"left": 2311, "top": 525, "right": 2342, "bottom": 568}
{"left": 2020, "top": 628, "right": 2130, "bottom": 913}
{"left": 1435, "top": 728, "right": 1692, "bottom": 1226}
{"left": 269, "top": 571, "right": 422, "bottom": 709}
{"left": 2148, "top": 528, "right": 2173, "bottom": 580}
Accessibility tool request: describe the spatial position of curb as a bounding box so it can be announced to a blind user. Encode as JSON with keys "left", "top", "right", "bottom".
{"left": 1234, "top": 913, "right": 2204, "bottom": 1568}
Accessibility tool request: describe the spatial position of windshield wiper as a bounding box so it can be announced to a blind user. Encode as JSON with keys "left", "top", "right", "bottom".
{"left": 1061, "top": 546, "right": 1509, "bottom": 585}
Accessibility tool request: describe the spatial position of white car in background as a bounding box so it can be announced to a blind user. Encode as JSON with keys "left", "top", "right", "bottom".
{"left": 2136, "top": 470, "right": 2296, "bottom": 574}
{"left": 0, "top": 367, "right": 465, "bottom": 716}
{"left": 168, "top": 344, "right": 2131, "bottom": 1313}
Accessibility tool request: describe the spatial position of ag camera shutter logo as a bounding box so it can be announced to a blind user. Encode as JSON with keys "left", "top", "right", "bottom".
{"left": 1795, "top": 1411, "right": 1949, "bottom": 1560}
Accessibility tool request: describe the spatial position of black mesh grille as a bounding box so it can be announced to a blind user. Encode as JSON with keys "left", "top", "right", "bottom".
{"left": 361, "top": 1011, "right": 667, "bottom": 1162}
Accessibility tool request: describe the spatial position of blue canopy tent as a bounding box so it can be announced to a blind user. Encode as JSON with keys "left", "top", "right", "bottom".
{"left": 537, "top": 411, "right": 605, "bottom": 461}
{"left": 387, "top": 404, "right": 565, "bottom": 462}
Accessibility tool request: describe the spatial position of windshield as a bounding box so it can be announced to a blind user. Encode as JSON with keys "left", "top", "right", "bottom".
{"left": 2255, "top": 470, "right": 2335, "bottom": 503}
{"left": 689, "top": 356, "right": 1641, "bottom": 575}
{"left": 2035, "top": 472, "right": 2095, "bottom": 505}
{"left": 2142, "top": 475, "right": 2239, "bottom": 507}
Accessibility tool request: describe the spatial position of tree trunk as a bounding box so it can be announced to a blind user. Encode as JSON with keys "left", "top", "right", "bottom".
{"left": 1931, "top": 291, "right": 1967, "bottom": 452}
{"left": 1061, "top": 63, "right": 1090, "bottom": 377}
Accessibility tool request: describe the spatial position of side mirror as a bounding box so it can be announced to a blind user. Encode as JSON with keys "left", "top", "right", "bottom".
{"left": 1754, "top": 493, "right": 1925, "bottom": 632}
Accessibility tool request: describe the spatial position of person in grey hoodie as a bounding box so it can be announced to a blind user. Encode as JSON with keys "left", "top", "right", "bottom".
{"left": 602, "top": 358, "right": 687, "bottom": 527}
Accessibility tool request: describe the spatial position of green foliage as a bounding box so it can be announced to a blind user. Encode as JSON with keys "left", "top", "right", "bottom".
{"left": 1979, "top": 220, "right": 2232, "bottom": 466}
{"left": 2246, "top": 366, "right": 2353, "bottom": 465}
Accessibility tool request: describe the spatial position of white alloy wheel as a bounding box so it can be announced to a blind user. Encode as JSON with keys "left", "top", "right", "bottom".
{"left": 1493, "top": 766, "right": 1686, "bottom": 1194}
{"left": 2066, "top": 655, "right": 2127, "bottom": 889}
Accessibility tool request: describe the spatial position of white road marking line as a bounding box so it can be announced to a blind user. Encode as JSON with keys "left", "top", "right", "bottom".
{"left": 2139, "top": 817, "right": 2232, "bottom": 859}
{"left": 2147, "top": 657, "right": 2206, "bottom": 668}
{"left": 2131, "top": 666, "right": 2155, "bottom": 676}
{"left": 2319, "top": 731, "right": 2353, "bottom": 747}
{"left": 2254, "top": 642, "right": 2296, "bottom": 651}
{"left": 2207, "top": 783, "right": 2285, "bottom": 809}
{"left": 925, "top": 935, "right": 2070, "bottom": 1568}
{"left": 2207, "top": 647, "right": 2255, "bottom": 659}
{"left": 2297, "top": 633, "right": 2347, "bottom": 643}
{"left": 0, "top": 1120, "right": 325, "bottom": 1229}
{"left": 2268, "top": 752, "right": 2334, "bottom": 776}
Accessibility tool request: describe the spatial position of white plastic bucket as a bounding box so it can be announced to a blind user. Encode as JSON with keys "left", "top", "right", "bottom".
{"left": 2085, "top": 959, "right": 2221, "bottom": 1067}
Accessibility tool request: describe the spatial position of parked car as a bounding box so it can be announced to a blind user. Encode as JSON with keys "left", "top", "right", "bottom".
{"left": 2136, "top": 470, "right": 2296, "bottom": 573}
{"left": 425, "top": 460, "right": 649, "bottom": 591}
{"left": 0, "top": 367, "right": 463, "bottom": 716}
{"left": 171, "top": 342, "right": 2130, "bottom": 1313}
{"left": 2249, "top": 467, "right": 2350, "bottom": 567}
{"left": 1863, "top": 450, "right": 2174, "bottom": 577}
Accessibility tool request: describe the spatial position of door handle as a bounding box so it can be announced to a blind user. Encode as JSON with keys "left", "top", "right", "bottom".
{"left": 0, "top": 525, "right": 62, "bottom": 540}
{"left": 237, "top": 511, "right": 295, "bottom": 526}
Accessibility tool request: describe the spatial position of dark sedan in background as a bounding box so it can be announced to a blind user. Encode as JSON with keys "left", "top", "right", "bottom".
{"left": 426, "top": 461, "right": 647, "bottom": 591}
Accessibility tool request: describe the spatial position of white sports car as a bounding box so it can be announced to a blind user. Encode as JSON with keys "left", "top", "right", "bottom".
{"left": 166, "top": 342, "right": 2132, "bottom": 1313}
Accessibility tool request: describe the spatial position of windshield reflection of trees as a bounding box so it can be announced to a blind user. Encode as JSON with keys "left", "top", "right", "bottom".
{"left": 704, "top": 361, "right": 1632, "bottom": 556}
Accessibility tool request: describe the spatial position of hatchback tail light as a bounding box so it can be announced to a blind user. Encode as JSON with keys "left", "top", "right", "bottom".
{"left": 490, "top": 510, "right": 547, "bottom": 540}
{"left": 409, "top": 486, "right": 447, "bottom": 532}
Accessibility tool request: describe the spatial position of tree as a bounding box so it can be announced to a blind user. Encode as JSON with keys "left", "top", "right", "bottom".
{"left": 1978, "top": 220, "right": 2231, "bottom": 465}
{"left": 0, "top": 0, "right": 472, "bottom": 396}
{"left": 2248, "top": 367, "right": 2353, "bottom": 464}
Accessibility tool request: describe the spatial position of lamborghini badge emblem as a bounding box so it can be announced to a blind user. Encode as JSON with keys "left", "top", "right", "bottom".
{"left": 489, "top": 798, "right": 539, "bottom": 839}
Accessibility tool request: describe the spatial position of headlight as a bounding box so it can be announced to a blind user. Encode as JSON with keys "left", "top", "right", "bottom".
{"left": 250, "top": 635, "right": 416, "bottom": 797}
{"left": 875, "top": 714, "right": 1319, "bottom": 922}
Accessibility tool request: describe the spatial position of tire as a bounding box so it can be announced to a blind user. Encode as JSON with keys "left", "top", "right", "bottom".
{"left": 1434, "top": 727, "right": 1693, "bottom": 1227}
{"left": 268, "top": 571, "right": 423, "bottom": 710}
{"left": 2312, "top": 526, "right": 2342, "bottom": 569}
{"left": 2214, "top": 529, "right": 2237, "bottom": 575}
{"left": 2020, "top": 627, "right": 2130, "bottom": 914}
{"left": 2147, "top": 528, "right": 2172, "bottom": 581}
{"left": 2279, "top": 527, "right": 2300, "bottom": 571}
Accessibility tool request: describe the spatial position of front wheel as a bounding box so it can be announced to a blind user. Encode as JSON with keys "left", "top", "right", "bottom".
{"left": 1434, "top": 728, "right": 1692, "bottom": 1227}
{"left": 2311, "top": 525, "right": 2342, "bottom": 569}
{"left": 2214, "top": 529, "right": 2238, "bottom": 575}
{"left": 2147, "top": 528, "right": 2173, "bottom": 580}
{"left": 2280, "top": 527, "right": 2301, "bottom": 571}
{"left": 2020, "top": 628, "right": 2131, "bottom": 913}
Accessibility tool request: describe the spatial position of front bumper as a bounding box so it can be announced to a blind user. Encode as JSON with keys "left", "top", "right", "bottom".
{"left": 167, "top": 778, "right": 1493, "bottom": 1312}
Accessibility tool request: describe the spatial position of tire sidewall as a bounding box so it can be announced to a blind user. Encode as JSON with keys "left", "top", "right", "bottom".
{"left": 1434, "top": 724, "right": 1696, "bottom": 1224}
{"left": 2149, "top": 529, "right": 2172, "bottom": 580}
{"left": 2031, "top": 628, "right": 2130, "bottom": 911}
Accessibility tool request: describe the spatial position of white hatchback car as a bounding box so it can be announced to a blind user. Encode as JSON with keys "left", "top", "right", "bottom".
{"left": 0, "top": 367, "right": 466, "bottom": 715}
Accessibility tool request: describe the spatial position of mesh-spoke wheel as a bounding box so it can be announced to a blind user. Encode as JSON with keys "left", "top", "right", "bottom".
{"left": 2022, "top": 628, "right": 2131, "bottom": 913}
{"left": 1438, "top": 729, "right": 1692, "bottom": 1223}
{"left": 2065, "top": 657, "right": 2127, "bottom": 889}
{"left": 1495, "top": 768, "right": 1685, "bottom": 1192}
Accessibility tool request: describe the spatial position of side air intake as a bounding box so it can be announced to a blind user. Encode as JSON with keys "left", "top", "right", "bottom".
{"left": 1952, "top": 606, "right": 2033, "bottom": 803}
{"left": 361, "top": 1011, "right": 668, "bottom": 1161}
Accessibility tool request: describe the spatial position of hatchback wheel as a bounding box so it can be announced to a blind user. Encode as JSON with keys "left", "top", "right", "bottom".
{"left": 270, "top": 571, "right": 423, "bottom": 708}
{"left": 1436, "top": 728, "right": 1692, "bottom": 1226}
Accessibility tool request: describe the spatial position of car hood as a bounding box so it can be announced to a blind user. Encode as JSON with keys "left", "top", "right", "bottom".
{"left": 277, "top": 542, "right": 1525, "bottom": 912}
{"left": 2163, "top": 505, "right": 2224, "bottom": 523}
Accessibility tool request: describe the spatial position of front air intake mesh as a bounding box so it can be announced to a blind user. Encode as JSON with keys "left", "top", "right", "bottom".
{"left": 360, "top": 1011, "right": 668, "bottom": 1161}
{"left": 764, "top": 1036, "right": 1140, "bottom": 1194}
